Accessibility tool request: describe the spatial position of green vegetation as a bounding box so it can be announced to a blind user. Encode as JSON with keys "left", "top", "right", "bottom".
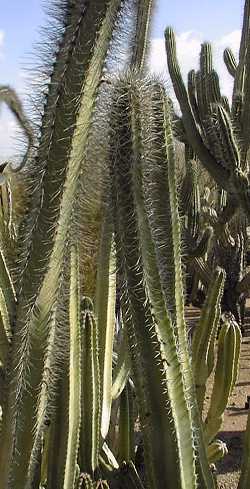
{"left": 0, "top": 0, "right": 249, "bottom": 488}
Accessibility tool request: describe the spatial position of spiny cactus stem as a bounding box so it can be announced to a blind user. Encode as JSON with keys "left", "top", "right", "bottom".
{"left": 223, "top": 48, "right": 237, "bottom": 78}
{"left": 164, "top": 27, "right": 229, "bottom": 190}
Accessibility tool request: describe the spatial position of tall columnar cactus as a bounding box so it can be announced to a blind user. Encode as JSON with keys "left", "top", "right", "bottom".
{"left": 165, "top": 0, "right": 250, "bottom": 219}
{"left": 108, "top": 73, "right": 216, "bottom": 489}
{"left": 0, "top": 1, "right": 156, "bottom": 487}
{"left": 1, "top": 0, "right": 250, "bottom": 487}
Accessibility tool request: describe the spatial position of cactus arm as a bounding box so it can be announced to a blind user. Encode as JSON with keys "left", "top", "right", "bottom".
{"left": 233, "top": 0, "right": 250, "bottom": 97}
{"left": 221, "top": 95, "right": 231, "bottom": 113}
{"left": 117, "top": 384, "right": 134, "bottom": 464}
{"left": 190, "top": 257, "right": 212, "bottom": 288}
{"left": 204, "top": 319, "right": 242, "bottom": 443}
{"left": 112, "top": 331, "right": 131, "bottom": 401}
{"left": 164, "top": 27, "right": 228, "bottom": 189}
{"left": 199, "top": 43, "right": 213, "bottom": 118}
{"left": 63, "top": 247, "right": 82, "bottom": 489}
{"left": 192, "top": 268, "right": 225, "bottom": 412}
{"left": 0, "top": 85, "right": 34, "bottom": 171}
{"left": 0, "top": 248, "right": 16, "bottom": 338}
{"left": 216, "top": 105, "right": 240, "bottom": 172}
{"left": 80, "top": 299, "right": 101, "bottom": 475}
{"left": 187, "top": 227, "right": 213, "bottom": 259}
{"left": 0, "top": 247, "right": 16, "bottom": 367}
{"left": 241, "top": 38, "right": 250, "bottom": 156}
{"left": 188, "top": 70, "right": 202, "bottom": 127}
{"left": 130, "top": 0, "right": 154, "bottom": 72}
{"left": 208, "top": 70, "right": 222, "bottom": 104}
{"left": 95, "top": 213, "right": 116, "bottom": 440}
{"left": 223, "top": 48, "right": 237, "bottom": 78}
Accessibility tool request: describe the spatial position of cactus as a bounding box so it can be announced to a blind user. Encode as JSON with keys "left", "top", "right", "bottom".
{"left": 165, "top": 1, "right": 250, "bottom": 217}
{"left": 0, "top": 1, "right": 157, "bottom": 487}
{"left": 207, "top": 440, "right": 228, "bottom": 464}
{"left": 108, "top": 73, "right": 216, "bottom": 489}
{"left": 192, "top": 268, "right": 225, "bottom": 412}
{"left": 204, "top": 315, "right": 242, "bottom": 443}
{"left": 2, "top": 0, "right": 250, "bottom": 487}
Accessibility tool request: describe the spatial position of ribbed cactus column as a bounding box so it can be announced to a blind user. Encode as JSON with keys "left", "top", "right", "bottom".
{"left": 108, "top": 73, "right": 217, "bottom": 489}
{"left": 204, "top": 316, "right": 241, "bottom": 443}
{"left": 0, "top": 1, "right": 127, "bottom": 487}
{"left": 165, "top": 17, "right": 250, "bottom": 218}
{"left": 192, "top": 268, "right": 225, "bottom": 413}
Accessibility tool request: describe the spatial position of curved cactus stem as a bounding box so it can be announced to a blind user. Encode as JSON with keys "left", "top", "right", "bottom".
{"left": 101, "top": 442, "right": 119, "bottom": 470}
{"left": 0, "top": 85, "right": 34, "bottom": 172}
{"left": 223, "top": 48, "right": 237, "bottom": 78}
{"left": 192, "top": 268, "right": 225, "bottom": 412}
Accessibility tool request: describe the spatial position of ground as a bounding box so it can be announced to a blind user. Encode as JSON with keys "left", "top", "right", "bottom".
{"left": 186, "top": 302, "right": 250, "bottom": 488}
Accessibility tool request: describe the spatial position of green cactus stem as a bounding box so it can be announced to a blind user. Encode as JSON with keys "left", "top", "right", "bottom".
{"left": 223, "top": 48, "right": 237, "bottom": 78}
{"left": 63, "top": 246, "right": 82, "bottom": 489}
{"left": 204, "top": 317, "right": 242, "bottom": 443}
{"left": 79, "top": 297, "right": 101, "bottom": 475}
{"left": 192, "top": 268, "right": 225, "bottom": 412}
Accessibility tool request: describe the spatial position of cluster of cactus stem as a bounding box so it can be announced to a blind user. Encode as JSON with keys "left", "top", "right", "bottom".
{"left": 0, "top": 0, "right": 250, "bottom": 488}
{"left": 170, "top": 0, "right": 250, "bottom": 328}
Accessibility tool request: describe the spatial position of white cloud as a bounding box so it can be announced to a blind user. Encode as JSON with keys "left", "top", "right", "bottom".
{"left": 149, "top": 29, "right": 241, "bottom": 102}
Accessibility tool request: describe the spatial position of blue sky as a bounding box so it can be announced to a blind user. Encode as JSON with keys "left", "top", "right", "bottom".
{"left": 152, "top": 0, "right": 243, "bottom": 39}
{"left": 0, "top": 0, "right": 245, "bottom": 159}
